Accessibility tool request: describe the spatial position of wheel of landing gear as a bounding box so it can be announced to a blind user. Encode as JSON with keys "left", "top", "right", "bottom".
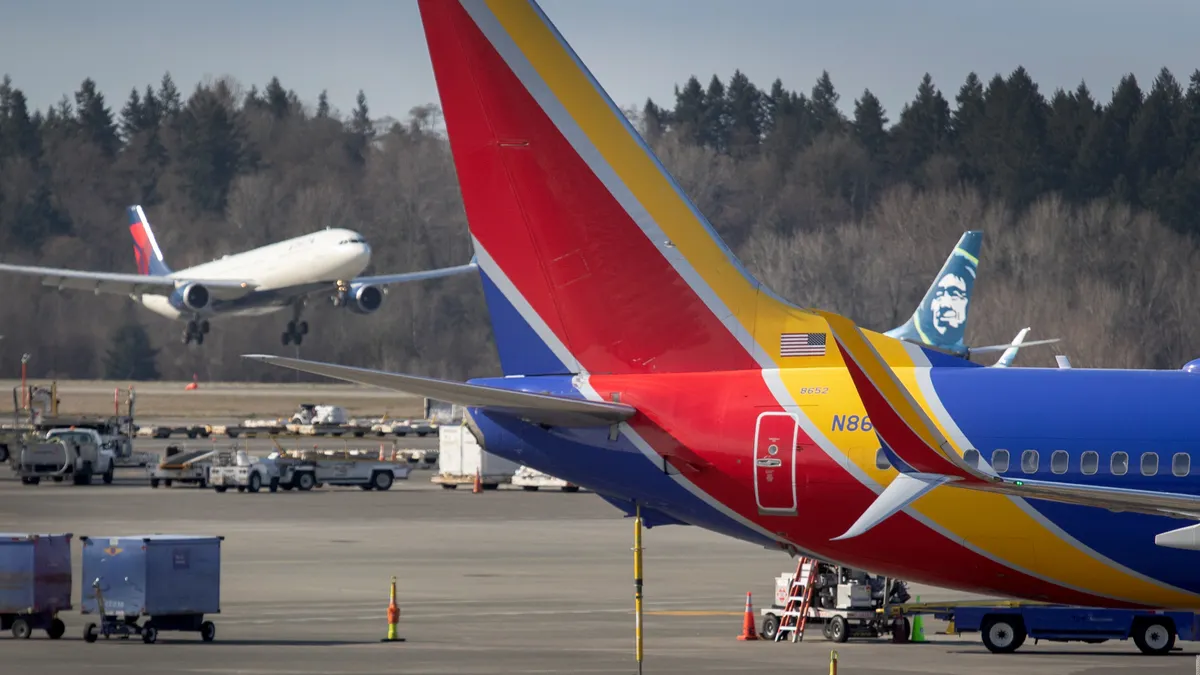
{"left": 182, "top": 331, "right": 192, "bottom": 345}
{"left": 1133, "top": 618, "right": 1175, "bottom": 655}
{"left": 195, "top": 332, "right": 204, "bottom": 345}
{"left": 200, "top": 320, "right": 210, "bottom": 334}
{"left": 281, "top": 331, "right": 292, "bottom": 346}
{"left": 298, "top": 321, "right": 309, "bottom": 335}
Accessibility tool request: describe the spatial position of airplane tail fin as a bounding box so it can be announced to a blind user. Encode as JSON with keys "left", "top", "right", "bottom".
{"left": 420, "top": 0, "right": 811, "bottom": 378}
{"left": 885, "top": 231, "right": 982, "bottom": 355}
{"left": 127, "top": 205, "right": 172, "bottom": 276}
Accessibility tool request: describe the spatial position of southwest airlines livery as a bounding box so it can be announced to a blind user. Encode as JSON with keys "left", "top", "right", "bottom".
{"left": 247, "top": 0, "right": 1200, "bottom": 611}
{"left": 0, "top": 205, "right": 477, "bottom": 346}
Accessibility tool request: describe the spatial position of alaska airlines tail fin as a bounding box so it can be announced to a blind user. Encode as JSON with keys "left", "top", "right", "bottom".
{"left": 885, "top": 231, "right": 982, "bottom": 355}
{"left": 421, "top": 0, "right": 796, "bottom": 378}
{"left": 127, "top": 205, "right": 172, "bottom": 277}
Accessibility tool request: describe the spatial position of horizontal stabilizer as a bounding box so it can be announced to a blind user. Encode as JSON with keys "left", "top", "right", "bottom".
{"left": 241, "top": 355, "right": 635, "bottom": 428}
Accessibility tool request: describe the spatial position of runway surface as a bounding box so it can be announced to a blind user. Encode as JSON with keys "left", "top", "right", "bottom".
{"left": 1, "top": 474, "right": 1190, "bottom": 674}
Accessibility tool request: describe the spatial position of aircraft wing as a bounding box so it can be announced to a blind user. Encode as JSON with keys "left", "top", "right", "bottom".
{"left": 0, "top": 263, "right": 255, "bottom": 297}
{"left": 352, "top": 258, "right": 478, "bottom": 287}
{"left": 241, "top": 354, "right": 635, "bottom": 428}
{"left": 814, "top": 309, "right": 1200, "bottom": 546}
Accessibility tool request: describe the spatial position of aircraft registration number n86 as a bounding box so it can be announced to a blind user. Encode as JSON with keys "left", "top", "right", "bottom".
{"left": 831, "top": 414, "right": 873, "bottom": 432}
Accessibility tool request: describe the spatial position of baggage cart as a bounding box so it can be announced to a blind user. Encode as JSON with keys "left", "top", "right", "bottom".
{"left": 0, "top": 533, "right": 72, "bottom": 639}
{"left": 80, "top": 534, "right": 222, "bottom": 644}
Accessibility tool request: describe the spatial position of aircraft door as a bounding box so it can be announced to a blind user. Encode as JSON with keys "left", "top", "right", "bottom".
{"left": 754, "top": 411, "right": 799, "bottom": 515}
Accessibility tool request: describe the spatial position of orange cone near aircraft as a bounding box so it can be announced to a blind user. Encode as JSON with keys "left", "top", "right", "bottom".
{"left": 737, "top": 592, "right": 759, "bottom": 641}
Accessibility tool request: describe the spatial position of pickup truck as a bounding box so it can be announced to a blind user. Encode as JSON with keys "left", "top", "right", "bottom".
{"left": 15, "top": 428, "right": 116, "bottom": 485}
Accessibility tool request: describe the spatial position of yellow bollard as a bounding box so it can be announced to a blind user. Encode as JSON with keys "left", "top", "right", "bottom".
{"left": 829, "top": 649, "right": 838, "bottom": 675}
{"left": 381, "top": 575, "right": 406, "bottom": 643}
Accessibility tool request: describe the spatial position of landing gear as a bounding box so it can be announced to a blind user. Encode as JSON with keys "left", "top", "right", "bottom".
{"left": 281, "top": 320, "right": 309, "bottom": 346}
{"left": 281, "top": 301, "right": 309, "bottom": 345}
{"left": 182, "top": 319, "right": 210, "bottom": 345}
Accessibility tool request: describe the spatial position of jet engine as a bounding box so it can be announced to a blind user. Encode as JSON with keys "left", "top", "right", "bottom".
{"left": 346, "top": 283, "right": 384, "bottom": 315}
{"left": 175, "top": 282, "right": 210, "bottom": 312}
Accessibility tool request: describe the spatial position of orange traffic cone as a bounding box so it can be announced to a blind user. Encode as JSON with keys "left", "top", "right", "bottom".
{"left": 737, "top": 592, "right": 759, "bottom": 640}
{"left": 380, "top": 575, "right": 405, "bottom": 643}
{"left": 378, "top": 444, "right": 385, "bottom": 461}
{"left": 472, "top": 469, "right": 483, "bottom": 494}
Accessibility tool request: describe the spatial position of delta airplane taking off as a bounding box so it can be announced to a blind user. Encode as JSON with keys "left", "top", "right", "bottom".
{"left": 246, "top": 0, "right": 1200, "bottom": 614}
{"left": 0, "top": 205, "right": 477, "bottom": 345}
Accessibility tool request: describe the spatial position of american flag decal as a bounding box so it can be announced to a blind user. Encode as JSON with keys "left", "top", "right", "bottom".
{"left": 780, "top": 332, "right": 826, "bottom": 357}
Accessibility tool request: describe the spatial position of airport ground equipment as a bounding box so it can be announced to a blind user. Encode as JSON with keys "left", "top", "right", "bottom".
{"left": 13, "top": 428, "right": 116, "bottom": 486}
{"left": 208, "top": 448, "right": 411, "bottom": 493}
{"left": 432, "top": 424, "right": 517, "bottom": 490}
{"left": 80, "top": 534, "right": 222, "bottom": 644}
{"left": 148, "top": 445, "right": 216, "bottom": 488}
{"left": 511, "top": 465, "right": 581, "bottom": 492}
{"left": 761, "top": 560, "right": 910, "bottom": 643}
{"left": 0, "top": 533, "right": 72, "bottom": 639}
{"left": 887, "top": 601, "right": 1200, "bottom": 655}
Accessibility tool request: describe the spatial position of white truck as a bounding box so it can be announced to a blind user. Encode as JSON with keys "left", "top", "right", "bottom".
{"left": 14, "top": 428, "right": 116, "bottom": 486}
{"left": 208, "top": 450, "right": 411, "bottom": 493}
{"left": 290, "top": 404, "right": 348, "bottom": 425}
{"left": 432, "top": 424, "right": 519, "bottom": 490}
{"left": 511, "top": 465, "right": 581, "bottom": 492}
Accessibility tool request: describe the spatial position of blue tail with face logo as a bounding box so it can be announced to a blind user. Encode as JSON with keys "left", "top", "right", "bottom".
{"left": 885, "top": 231, "right": 982, "bottom": 356}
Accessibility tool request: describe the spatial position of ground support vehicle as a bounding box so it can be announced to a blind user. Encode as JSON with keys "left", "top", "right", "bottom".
{"left": 511, "top": 465, "right": 581, "bottom": 492}
{"left": 0, "top": 533, "right": 72, "bottom": 639}
{"left": 888, "top": 601, "right": 1200, "bottom": 655}
{"left": 148, "top": 446, "right": 216, "bottom": 488}
{"left": 208, "top": 450, "right": 411, "bottom": 493}
{"left": 760, "top": 561, "right": 910, "bottom": 643}
{"left": 80, "top": 534, "right": 221, "bottom": 644}
{"left": 13, "top": 429, "right": 116, "bottom": 486}
{"left": 433, "top": 425, "right": 517, "bottom": 490}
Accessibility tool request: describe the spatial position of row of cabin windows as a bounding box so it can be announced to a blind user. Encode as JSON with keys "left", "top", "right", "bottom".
{"left": 874, "top": 448, "right": 1192, "bottom": 477}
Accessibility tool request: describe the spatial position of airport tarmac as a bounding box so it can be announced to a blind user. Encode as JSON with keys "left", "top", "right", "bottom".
{"left": 1, "top": 478, "right": 1192, "bottom": 674}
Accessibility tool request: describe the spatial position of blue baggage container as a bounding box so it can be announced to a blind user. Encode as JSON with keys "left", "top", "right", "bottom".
{"left": 0, "top": 532, "right": 72, "bottom": 639}
{"left": 80, "top": 534, "right": 222, "bottom": 644}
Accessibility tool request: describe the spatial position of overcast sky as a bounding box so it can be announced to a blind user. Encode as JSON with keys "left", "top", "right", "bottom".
{"left": 3, "top": 0, "right": 1198, "bottom": 126}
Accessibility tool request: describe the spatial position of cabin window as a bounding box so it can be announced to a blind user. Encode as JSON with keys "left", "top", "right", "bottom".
{"left": 1141, "top": 452, "right": 1159, "bottom": 477}
{"left": 1021, "top": 450, "right": 1039, "bottom": 474}
{"left": 875, "top": 448, "right": 891, "bottom": 471}
{"left": 963, "top": 449, "right": 981, "bottom": 470}
{"left": 1050, "top": 450, "right": 1069, "bottom": 475}
{"left": 1080, "top": 451, "right": 1099, "bottom": 475}
{"left": 991, "top": 449, "right": 1010, "bottom": 473}
{"left": 1111, "top": 452, "right": 1128, "bottom": 476}
{"left": 1173, "top": 453, "right": 1191, "bottom": 477}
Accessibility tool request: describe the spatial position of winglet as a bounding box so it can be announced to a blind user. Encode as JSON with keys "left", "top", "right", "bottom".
{"left": 817, "top": 309, "right": 985, "bottom": 480}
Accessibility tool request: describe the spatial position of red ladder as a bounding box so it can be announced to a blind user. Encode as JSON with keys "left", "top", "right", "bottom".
{"left": 775, "top": 556, "right": 818, "bottom": 642}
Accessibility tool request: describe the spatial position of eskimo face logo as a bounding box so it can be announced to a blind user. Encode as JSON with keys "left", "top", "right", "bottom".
{"left": 929, "top": 273, "right": 968, "bottom": 335}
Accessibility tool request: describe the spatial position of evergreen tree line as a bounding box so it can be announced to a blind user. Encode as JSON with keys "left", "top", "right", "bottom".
{"left": 0, "top": 66, "right": 1196, "bottom": 381}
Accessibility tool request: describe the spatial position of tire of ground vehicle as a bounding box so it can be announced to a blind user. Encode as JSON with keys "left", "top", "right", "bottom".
{"left": 74, "top": 461, "right": 93, "bottom": 486}
{"left": 214, "top": 485, "right": 227, "bottom": 493}
{"left": 47, "top": 618, "right": 65, "bottom": 639}
{"left": 248, "top": 472, "right": 262, "bottom": 493}
{"left": 200, "top": 620, "right": 216, "bottom": 642}
{"left": 83, "top": 622, "right": 98, "bottom": 643}
{"left": 0, "top": 444, "right": 9, "bottom": 462}
{"left": 142, "top": 622, "right": 158, "bottom": 644}
{"left": 1132, "top": 617, "right": 1175, "bottom": 655}
{"left": 150, "top": 478, "right": 160, "bottom": 488}
{"left": 372, "top": 471, "right": 393, "bottom": 491}
{"left": 11, "top": 618, "right": 31, "bottom": 639}
{"left": 980, "top": 615, "right": 1026, "bottom": 654}
{"left": 827, "top": 615, "right": 848, "bottom": 643}
{"left": 891, "top": 616, "right": 910, "bottom": 643}
{"left": 102, "top": 462, "right": 114, "bottom": 485}
{"left": 295, "top": 471, "right": 315, "bottom": 491}
{"left": 269, "top": 477, "right": 279, "bottom": 493}
{"left": 760, "top": 613, "right": 780, "bottom": 641}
